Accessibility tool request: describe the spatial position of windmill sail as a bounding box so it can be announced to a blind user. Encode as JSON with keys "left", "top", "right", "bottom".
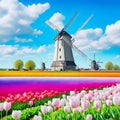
{"left": 64, "top": 11, "right": 79, "bottom": 30}
{"left": 46, "top": 20, "right": 61, "bottom": 31}
{"left": 76, "top": 14, "right": 94, "bottom": 34}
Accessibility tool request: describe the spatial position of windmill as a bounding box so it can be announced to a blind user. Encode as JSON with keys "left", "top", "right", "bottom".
{"left": 41, "top": 62, "right": 46, "bottom": 71}
{"left": 46, "top": 12, "right": 93, "bottom": 71}
{"left": 90, "top": 53, "right": 103, "bottom": 70}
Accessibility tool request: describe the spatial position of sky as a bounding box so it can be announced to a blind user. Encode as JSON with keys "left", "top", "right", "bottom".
{"left": 0, "top": 0, "right": 120, "bottom": 69}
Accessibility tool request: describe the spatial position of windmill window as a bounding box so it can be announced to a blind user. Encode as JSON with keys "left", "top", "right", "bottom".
{"left": 59, "top": 56, "right": 61, "bottom": 59}
{"left": 59, "top": 48, "right": 61, "bottom": 51}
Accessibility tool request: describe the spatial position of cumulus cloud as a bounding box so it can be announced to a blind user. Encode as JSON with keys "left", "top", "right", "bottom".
{"left": 73, "top": 20, "right": 120, "bottom": 51}
{"left": 0, "top": 44, "right": 47, "bottom": 57}
{"left": 14, "top": 37, "right": 33, "bottom": 42}
{"left": 0, "top": 45, "right": 18, "bottom": 55}
{"left": 46, "top": 12, "right": 65, "bottom": 30}
{"left": 106, "top": 20, "right": 120, "bottom": 45}
{"left": 0, "top": 0, "right": 50, "bottom": 42}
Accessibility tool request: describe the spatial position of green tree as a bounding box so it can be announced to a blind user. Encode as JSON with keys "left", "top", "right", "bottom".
{"left": 113, "top": 64, "right": 120, "bottom": 70}
{"left": 25, "top": 60, "right": 36, "bottom": 70}
{"left": 14, "top": 59, "right": 23, "bottom": 70}
{"left": 105, "top": 61, "right": 113, "bottom": 70}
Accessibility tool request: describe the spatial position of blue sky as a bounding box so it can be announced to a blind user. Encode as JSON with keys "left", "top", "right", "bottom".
{"left": 0, "top": 0, "right": 120, "bottom": 69}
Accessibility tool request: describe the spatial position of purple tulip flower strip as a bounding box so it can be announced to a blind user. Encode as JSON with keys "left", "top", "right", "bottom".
{"left": 0, "top": 77, "right": 120, "bottom": 96}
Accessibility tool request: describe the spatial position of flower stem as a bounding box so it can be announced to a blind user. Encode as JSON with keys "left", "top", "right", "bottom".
{"left": 6, "top": 111, "right": 8, "bottom": 119}
{"left": 1, "top": 112, "right": 2, "bottom": 120}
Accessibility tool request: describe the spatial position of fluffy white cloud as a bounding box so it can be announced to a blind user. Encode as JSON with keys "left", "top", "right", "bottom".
{"left": 73, "top": 20, "right": 120, "bottom": 51}
{"left": 0, "top": 0, "right": 50, "bottom": 42}
{"left": 106, "top": 20, "right": 120, "bottom": 45}
{"left": 14, "top": 37, "right": 33, "bottom": 42}
{"left": 46, "top": 12, "right": 65, "bottom": 30}
{"left": 0, "top": 44, "right": 47, "bottom": 57}
{"left": 0, "top": 45, "right": 18, "bottom": 55}
{"left": 73, "top": 28, "right": 103, "bottom": 50}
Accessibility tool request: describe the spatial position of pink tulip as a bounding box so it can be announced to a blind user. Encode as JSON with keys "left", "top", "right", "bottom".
{"left": 12, "top": 110, "right": 21, "bottom": 119}
{"left": 101, "top": 95, "right": 107, "bottom": 101}
{"left": 108, "top": 95, "right": 113, "bottom": 100}
{"left": 76, "top": 93, "right": 83, "bottom": 99}
{"left": 89, "top": 90, "right": 94, "bottom": 95}
{"left": 81, "top": 90, "right": 87, "bottom": 96}
{"left": 60, "top": 99, "right": 66, "bottom": 107}
{"left": 0, "top": 103, "right": 3, "bottom": 111}
{"left": 52, "top": 98, "right": 60, "bottom": 107}
{"left": 106, "top": 100, "right": 112, "bottom": 106}
{"left": 84, "top": 94, "right": 92, "bottom": 101}
{"left": 41, "top": 106, "right": 48, "bottom": 114}
{"left": 23, "top": 92, "right": 27, "bottom": 97}
{"left": 69, "top": 97, "right": 80, "bottom": 108}
{"left": 79, "top": 107, "right": 84, "bottom": 113}
{"left": 86, "top": 114, "right": 92, "bottom": 120}
{"left": 70, "top": 91, "right": 75, "bottom": 96}
{"left": 81, "top": 100, "right": 90, "bottom": 109}
{"left": 29, "top": 101, "right": 33, "bottom": 107}
{"left": 48, "top": 101, "right": 52, "bottom": 106}
{"left": 94, "top": 100, "right": 101, "bottom": 108}
{"left": 3, "top": 102, "right": 11, "bottom": 111}
{"left": 69, "top": 99, "right": 78, "bottom": 108}
{"left": 64, "top": 106, "right": 70, "bottom": 112}
{"left": 47, "top": 106, "right": 53, "bottom": 113}
{"left": 72, "top": 108, "right": 78, "bottom": 113}
{"left": 34, "top": 115, "right": 42, "bottom": 120}
{"left": 113, "top": 96, "right": 120, "bottom": 106}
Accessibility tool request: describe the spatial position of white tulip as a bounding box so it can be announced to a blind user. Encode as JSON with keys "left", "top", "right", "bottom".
{"left": 12, "top": 110, "right": 21, "bottom": 119}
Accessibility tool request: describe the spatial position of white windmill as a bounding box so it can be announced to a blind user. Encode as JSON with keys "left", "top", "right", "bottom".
{"left": 46, "top": 12, "right": 93, "bottom": 71}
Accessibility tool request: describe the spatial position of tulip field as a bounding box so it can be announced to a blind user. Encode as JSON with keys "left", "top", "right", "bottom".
{"left": 0, "top": 77, "right": 120, "bottom": 120}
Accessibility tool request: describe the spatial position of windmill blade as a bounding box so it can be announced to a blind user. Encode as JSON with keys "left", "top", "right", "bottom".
{"left": 94, "top": 53, "right": 95, "bottom": 60}
{"left": 77, "top": 14, "right": 94, "bottom": 32}
{"left": 61, "top": 36, "right": 88, "bottom": 59}
{"left": 97, "top": 62, "right": 103, "bottom": 63}
{"left": 64, "top": 11, "right": 79, "bottom": 30}
{"left": 89, "top": 58, "right": 93, "bottom": 61}
{"left": 46, "top": 20, "right": 61, "bottom": 32}
{"left": 72, "top": 44, "right": 88, "bottom": 59}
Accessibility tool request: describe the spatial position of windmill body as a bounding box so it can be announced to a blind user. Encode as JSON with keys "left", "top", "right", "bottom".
{"left": 91, "top": 60, "right": 99, "bottom": 70}
{"left": 90, "top": 54, "right": 103, "bottom": 70}
{"left": 51, "top": 31, "right": 76, "bottom": 71}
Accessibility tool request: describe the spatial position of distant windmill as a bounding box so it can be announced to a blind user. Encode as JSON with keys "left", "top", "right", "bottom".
{"left": 41, "top": 62, "right": 46, "bottom": 71}
{"left": 90, "top": 53, "right": 103, "bottom": 70}
{"left": 46, "top": 12, "right": 93, "bottom": 71}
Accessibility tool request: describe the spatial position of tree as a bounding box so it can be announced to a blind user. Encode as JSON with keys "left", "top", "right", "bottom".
{"left": 113, "top": 64, "right": 120, "bottom": 70}
{"left": 14, "top": 59, "right": 23, "bottom": 70}
{"left": 105, "top": 61, "right": 113, "bottom": 70}
{"left": 25, "top": 60, "right": 36, "bottom": 70}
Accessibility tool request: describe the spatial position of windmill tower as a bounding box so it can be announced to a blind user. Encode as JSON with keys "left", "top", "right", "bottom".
{"left": 41, "top": 62, "right": 46, "bottom": 71}
{"left": 46, "top": 12, "right": 93, "bottom": 71}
